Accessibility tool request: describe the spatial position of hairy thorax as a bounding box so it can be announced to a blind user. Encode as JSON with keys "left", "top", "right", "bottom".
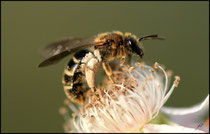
{"left": 94, "top": 31, "right": 124, "bottom": 62}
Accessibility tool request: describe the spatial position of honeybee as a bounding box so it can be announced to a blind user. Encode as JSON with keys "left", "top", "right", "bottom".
{"left": 39, "top": 31, "right": 164, "bottom": 104}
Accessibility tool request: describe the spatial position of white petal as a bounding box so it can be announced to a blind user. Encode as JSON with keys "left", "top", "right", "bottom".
{"left": 160, "top": 95, "right": 209, "bottom": 132}
{"left": 142, "top": 124, "right": 205, "bottom": 133}
{"left": 161, "top": 95, "right": 209, "bottom": 115}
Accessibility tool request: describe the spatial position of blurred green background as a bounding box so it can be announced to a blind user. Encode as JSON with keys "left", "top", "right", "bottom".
{"left": 1, "top": 1, "right": 209, "bottom": 133}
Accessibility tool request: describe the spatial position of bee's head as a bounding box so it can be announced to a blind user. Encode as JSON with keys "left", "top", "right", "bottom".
{"left": 125, "top": 36, "right": 144, "bottom": 58}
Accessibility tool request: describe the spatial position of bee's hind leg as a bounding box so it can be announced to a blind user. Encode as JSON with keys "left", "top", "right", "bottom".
{"left": 102, "top": 62, "right": 115, "bottom": 83}
{"left": 85, "top": 57, "right": 100, "bottom": 93}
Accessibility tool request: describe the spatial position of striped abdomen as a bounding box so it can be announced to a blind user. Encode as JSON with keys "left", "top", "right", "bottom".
{"left": 62, "top": 49, "right": 92, "bottom": 104}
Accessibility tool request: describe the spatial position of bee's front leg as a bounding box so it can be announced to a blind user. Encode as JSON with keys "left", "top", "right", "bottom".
{"left": 127, "top": 54, "right": 132, "bottom": 65}
{"left": 102, "top": 62, "right": 115, "bottom": 83}
{"left": 120, "top": 57, "right": 126, "bottom": 66}
{"left": 120, "top": 46, "right": 126, "bottom": 66}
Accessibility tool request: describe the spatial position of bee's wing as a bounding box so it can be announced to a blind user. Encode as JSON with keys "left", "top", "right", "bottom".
{"left": 38, "top": 36, "right": 103, "bottom": 67}
{"left": 40, "top": 36, "right": 96, "bottom": 58}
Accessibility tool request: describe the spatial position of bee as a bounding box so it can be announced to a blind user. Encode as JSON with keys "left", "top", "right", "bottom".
{"left": 38, "top": 31, "right": 164, "bottom": 104}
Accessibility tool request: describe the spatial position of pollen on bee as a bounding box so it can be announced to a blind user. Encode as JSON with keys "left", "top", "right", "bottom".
{"left": 174, "top": 76, "right": 181, "bottom": 87}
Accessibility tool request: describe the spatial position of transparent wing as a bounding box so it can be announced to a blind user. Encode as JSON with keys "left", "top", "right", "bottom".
{"left": 40, "top": 36, "right": 97, "bottom": 58}
{"left": 38, "top": 36, "right": 103, "bottom": 67}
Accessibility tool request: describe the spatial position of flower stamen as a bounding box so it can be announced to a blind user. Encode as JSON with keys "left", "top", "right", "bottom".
{"left": 61, "top": 62, "right": 181, "bottom": 133}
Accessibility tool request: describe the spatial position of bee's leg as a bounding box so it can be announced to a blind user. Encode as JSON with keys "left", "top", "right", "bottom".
{"left": 120, "top": 57, "right": 126, "bottom": 66}
{"left": 102, "top": 62, "right": 115, "bottom": 83}
{"left": 127, "top": 54, "right": 132, "bottom": 65}
{"left": 120, "top": 46, "right": 126, "bottom": 66}
{"left": 85, "top": 57, "right": 101, "bottom": 92}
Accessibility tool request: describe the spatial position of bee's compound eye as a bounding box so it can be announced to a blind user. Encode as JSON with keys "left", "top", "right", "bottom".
{"left": 126, "top": 37, "right": 143, "bottom": 58}
{"left": 128, "top": 40, "right": 132, "bottom": 45}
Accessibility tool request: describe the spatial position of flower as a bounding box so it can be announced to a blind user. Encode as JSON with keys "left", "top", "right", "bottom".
{"left": 161, "top": 94, "right": 209, "bottom": 132}
{"left": 59, "top": 62, "right": 205, "bottom": 133}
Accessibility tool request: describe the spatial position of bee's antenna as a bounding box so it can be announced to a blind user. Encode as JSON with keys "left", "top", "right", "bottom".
{"left": 139, "top": 35, "right": 165, "bottom": 42}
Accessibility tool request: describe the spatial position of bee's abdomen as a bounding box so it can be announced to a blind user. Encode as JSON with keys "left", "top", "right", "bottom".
{"left": 62, "top": 49, "right": 92, "bottom": 104}
{"left": 74, "top": 49, "right": 90, "bottom": 61}
{"left": 63, "top": 72, "right": 84, "bottom": 85}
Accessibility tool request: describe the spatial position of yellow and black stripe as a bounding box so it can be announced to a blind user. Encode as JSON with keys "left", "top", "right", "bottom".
{"left": 62, "top": 49, "right": 92, "bottom": 104}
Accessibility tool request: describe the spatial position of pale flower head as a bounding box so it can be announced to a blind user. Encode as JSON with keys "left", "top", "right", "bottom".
{"left": 59, "top": 62, "right": 204, "bottom": 133}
